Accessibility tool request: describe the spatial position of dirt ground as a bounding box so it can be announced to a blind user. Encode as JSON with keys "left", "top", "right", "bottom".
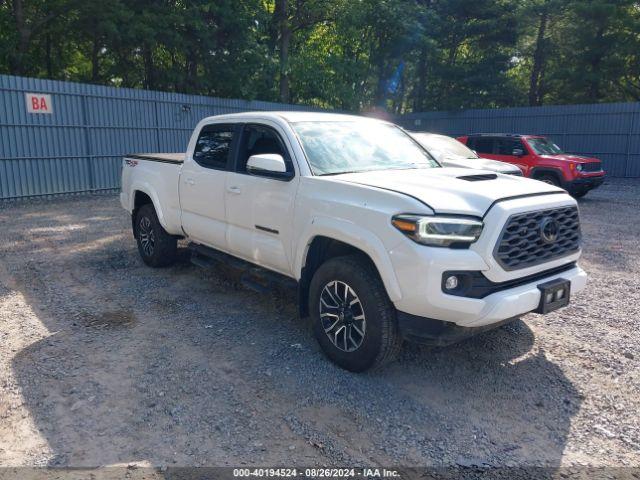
{"left": 0, "top": 179, "right": 638, "bottom": 472}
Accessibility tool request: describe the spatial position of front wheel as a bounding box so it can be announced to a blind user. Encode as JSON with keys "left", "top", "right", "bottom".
{"left": 309, "top": 255, "right": 401, "bottom": 372}
{"left": 134, "top": 204, "right": 177, "bottom": 267}
{"left": 536, "top": 174, "right": 561, "bottom": 188}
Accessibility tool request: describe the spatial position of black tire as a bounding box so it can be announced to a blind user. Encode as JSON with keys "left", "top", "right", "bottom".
{"left": 134, "top": 203, "right": 177, "bottom": 267}
{"left": 309, "top": 255, "right": 402, "bottom": 372}
{"left": 536, "top": 174, "right": 561, "bottom": 188}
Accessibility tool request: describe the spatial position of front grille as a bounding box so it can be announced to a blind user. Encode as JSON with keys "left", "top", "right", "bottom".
{"left": 581, "top": 162, "right": 601, "bottom": 172}
{"left": 494, "top": 206, "right": 581, "bottom": 270}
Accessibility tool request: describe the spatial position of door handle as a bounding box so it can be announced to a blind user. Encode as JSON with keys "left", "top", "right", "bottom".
{"left": 227, "top": 186, "right": 241, "bottom": 194}
{"left": 185, "top": 178, "right": 195, "bottom": 186}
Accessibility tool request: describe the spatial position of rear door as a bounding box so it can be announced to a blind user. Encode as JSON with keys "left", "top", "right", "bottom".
{"left": 179, "top": 123, "right": 239, "bottom": 249}
{"left": 469, "top": 136, "right": 498, "bottom": 160}
{"left": 493, "top": 137, "right": 529, "bottom": 173}
{"left": 224, "top": 122, "right": 299, "bottom": 276}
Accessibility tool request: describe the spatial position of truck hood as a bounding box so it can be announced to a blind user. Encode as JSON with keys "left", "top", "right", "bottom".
{"left": 334, "top": 167, "right": 563, "bottom": 216}
{"left": 440, "top": 155, "right": 521, "bottom": 174}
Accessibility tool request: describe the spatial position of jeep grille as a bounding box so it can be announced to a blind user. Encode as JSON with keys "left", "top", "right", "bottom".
{"left": 581, "top": 162, "right": 601, "bottom": 172}
{"left": 494, "top": 206, "right": 581, "bottom": 271}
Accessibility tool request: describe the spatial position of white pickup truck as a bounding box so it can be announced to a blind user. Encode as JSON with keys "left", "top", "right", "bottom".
{"left": 121, "top": 112, "right": 587, "bottom": 371}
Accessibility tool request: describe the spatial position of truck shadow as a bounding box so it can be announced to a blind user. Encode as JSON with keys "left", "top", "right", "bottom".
{"left": 5, "top": 196, "right": 581, "bottom": 469}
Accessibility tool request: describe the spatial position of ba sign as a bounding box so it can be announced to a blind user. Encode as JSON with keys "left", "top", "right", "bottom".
{"left": 26, "top": 93, "right": 53, "bottom": 114}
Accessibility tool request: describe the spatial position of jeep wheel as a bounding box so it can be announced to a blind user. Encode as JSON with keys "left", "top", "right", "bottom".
{"left": 309, "top": 255, "right": 401, "bottom": 372}
{"left": 572, "top": 190, "right": 588, "bottom": 199}
{"left": 134, "top": 204, "right": 177, "bottom": 267}
{"left": 537, "top": 174, "right": 561, "bottom": 188}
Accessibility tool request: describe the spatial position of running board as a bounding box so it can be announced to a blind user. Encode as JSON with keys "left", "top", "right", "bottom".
{"left": 188, "top": 243, "right": 297, "bottom": 294}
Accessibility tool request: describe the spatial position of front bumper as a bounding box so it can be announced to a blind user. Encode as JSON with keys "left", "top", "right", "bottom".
{"left": 397, "top": 266, "right": 586, "bottom": 345}
{"left": 388, "top": 193, "right": 587, "bottom": 330}
{"left": 564, "top": 174, "right": 605, "bottom": 194}
{"left": 395, "top": 264, "right": 586, "bottom": 333}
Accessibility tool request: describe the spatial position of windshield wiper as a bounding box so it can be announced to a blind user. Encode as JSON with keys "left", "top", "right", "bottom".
{"left": 317, "top": 170, "right": 366, "bottom": 176}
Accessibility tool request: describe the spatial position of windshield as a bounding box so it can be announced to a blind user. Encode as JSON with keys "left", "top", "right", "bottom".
{"left": 414, "top": 134, "right": 477, "bottom": 159}
{"left": 527, "top": 137, "right": 564, "bottom": 155}
{"left": 292, "top": 121, "right": 440, "bottom": 176}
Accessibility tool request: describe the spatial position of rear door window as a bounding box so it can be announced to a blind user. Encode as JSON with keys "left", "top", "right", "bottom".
{"left": 193, "top": 124, "right": 235, "bottom": 170}
{"left": 472, "top": 137, "right": 495, "bottom": 154}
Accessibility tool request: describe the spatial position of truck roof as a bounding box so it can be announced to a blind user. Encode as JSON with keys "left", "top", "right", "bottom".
{"left": 200, "top": 111, "right": 382, "bottom": 124}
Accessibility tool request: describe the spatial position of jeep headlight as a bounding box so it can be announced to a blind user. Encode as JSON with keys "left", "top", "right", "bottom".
{"left": 392, "top": 215, "right": 483, "bottom": 248}
{"left": 576, "top": 164, "right": 583, "bottom": 172}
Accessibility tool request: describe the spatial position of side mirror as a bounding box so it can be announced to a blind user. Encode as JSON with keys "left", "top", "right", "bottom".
{"left": 512, "top": 148, "right": 525, "bottom": 156}
{"left": 246, "top": 154, "right": 291, "bottom": 179}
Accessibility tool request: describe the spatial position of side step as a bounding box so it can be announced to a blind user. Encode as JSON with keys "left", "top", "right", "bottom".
{"left": 189, "top": 243, "right": 297, "bottom": 294}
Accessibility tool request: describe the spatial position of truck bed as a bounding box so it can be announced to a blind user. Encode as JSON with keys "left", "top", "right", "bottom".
{"left": 126, "top": 153, "right": 184, "bottom": 164}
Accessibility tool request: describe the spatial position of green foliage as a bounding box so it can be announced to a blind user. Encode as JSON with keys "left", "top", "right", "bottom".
{"left": 0, "top": 0, "right": 638, "bottom": 110}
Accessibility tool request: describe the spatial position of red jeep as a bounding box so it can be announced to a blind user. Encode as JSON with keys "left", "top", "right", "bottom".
{"left": 457, "top": 134, "right": 605, "bottom": 198}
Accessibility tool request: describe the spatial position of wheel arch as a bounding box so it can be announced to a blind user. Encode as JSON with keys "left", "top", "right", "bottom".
{"left": 530, "top": 167, "right": 565, "bottom": 185}
{"left": 295, "top": 221, "right": 402, "bottom": 318}
{"left": 130, "top": 186, "right": 169, "bottom": 232}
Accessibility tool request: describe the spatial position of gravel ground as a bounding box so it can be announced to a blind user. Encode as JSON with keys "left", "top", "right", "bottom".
{"left": 0, "top": 179, "right": 638, "bottom": 472}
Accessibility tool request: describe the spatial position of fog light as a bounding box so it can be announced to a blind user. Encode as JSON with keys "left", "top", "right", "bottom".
{"left": 555, "top": 289, "right": 565, "bottom": 301}
{"left": 546, "top": 293, "right": 554, "bottom": 304}
{"left": 445, "top": 275, "right": 459, "bottom": 290}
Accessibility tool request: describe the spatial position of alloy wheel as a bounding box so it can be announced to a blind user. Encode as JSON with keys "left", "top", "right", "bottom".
{"left": 319, "top": 280, "right": 366, "bottom": 352}
{"left": 138, "top": 216, "right": 155, "bottom": 256}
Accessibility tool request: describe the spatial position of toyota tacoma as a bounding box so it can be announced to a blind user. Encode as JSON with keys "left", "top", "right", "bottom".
{"left": 121, "top": 112, "right": 587, "bottom": 371}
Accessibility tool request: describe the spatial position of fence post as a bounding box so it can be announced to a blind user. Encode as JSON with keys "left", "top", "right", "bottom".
{"left": 154, "top": 101, "right": 161, "bottom": 151}
{"left": 80, "top": 94, "right": 95, "bottom": 191}
{"left": 625, "top": 106, "right": 637, "bottom": 178}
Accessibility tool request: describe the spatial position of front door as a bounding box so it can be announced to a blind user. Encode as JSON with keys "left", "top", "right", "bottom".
{"left": 179, "top": 123, "right": 238, "bottom": 249}
{"left": 224, "top": 123, "right": 299, "bottom": 276}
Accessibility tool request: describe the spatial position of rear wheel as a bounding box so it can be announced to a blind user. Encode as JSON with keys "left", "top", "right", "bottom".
{"left": 134, "top": 204, "right": 177, "bottom": 267}
{"left": 309, "top": 255, "right": 401, "bottom": 372}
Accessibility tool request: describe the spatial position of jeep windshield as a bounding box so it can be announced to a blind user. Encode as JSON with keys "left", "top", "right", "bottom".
{"left": 527, "top": 137, "right": 564, "bottom": 155}
{"left": 292, "top": 121, "right": 440, "bottom": 176}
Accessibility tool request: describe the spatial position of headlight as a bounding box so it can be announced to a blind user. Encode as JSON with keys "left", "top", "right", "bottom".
{"left": 391, "top": 215, "right": 483, "bottom": 247}
{"left": 576, "top": 164, "right": 583, "bottom": 172}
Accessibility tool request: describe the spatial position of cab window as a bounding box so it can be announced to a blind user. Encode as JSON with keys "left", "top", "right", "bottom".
{"left": 236, "top": 125, "right": 294, "bottom": 175}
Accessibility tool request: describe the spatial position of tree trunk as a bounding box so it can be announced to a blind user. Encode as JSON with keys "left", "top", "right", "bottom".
{"left": 45, "top": 33, "right": 53, "bottom": 78}
{"left": 528, "top": 6, "right": 549, "bottom": 106}
{"left": 587, "top": 25, "right": 606, "bottom": 101}
{"left": 91, "top": 35, "right": 100, "bottom": 82}
{"left": 185, "top": 48, "right": 198, "bottom": 93}
{"left": 413, "top": 46, "right": 428, "bottom": 111}
{"left": 11, "top": 0, "right": 31, "bottom": 75}
{"left": 275, "top": 0, "right": 291, "bottom": 103}
{"left": 143, "top": 45, "right": 155, "bottom": 90}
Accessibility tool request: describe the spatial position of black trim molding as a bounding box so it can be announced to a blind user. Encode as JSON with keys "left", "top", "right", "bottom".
{"left": 126, "top": 154, "right": 183, "bottom": 164}
{"left": 442, "top": 262, "right": 577, "bottom": 299}
{"left": 255, "top": 225, "right": 279, "bottom": 234}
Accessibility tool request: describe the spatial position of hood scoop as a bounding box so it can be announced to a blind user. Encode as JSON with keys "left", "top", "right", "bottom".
{"left": 457, "top": 173, "right": 498, "bottom": 182}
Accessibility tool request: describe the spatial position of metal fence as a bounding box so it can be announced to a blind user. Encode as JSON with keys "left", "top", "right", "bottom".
{"left": 2, "top": 75, "right": 639, "bottom": 200}
{"left": 398, "top": 102, "right": 640, "bottom": 178}
{"left": 0, "top": 74, "right": 319, "bottom": 200}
